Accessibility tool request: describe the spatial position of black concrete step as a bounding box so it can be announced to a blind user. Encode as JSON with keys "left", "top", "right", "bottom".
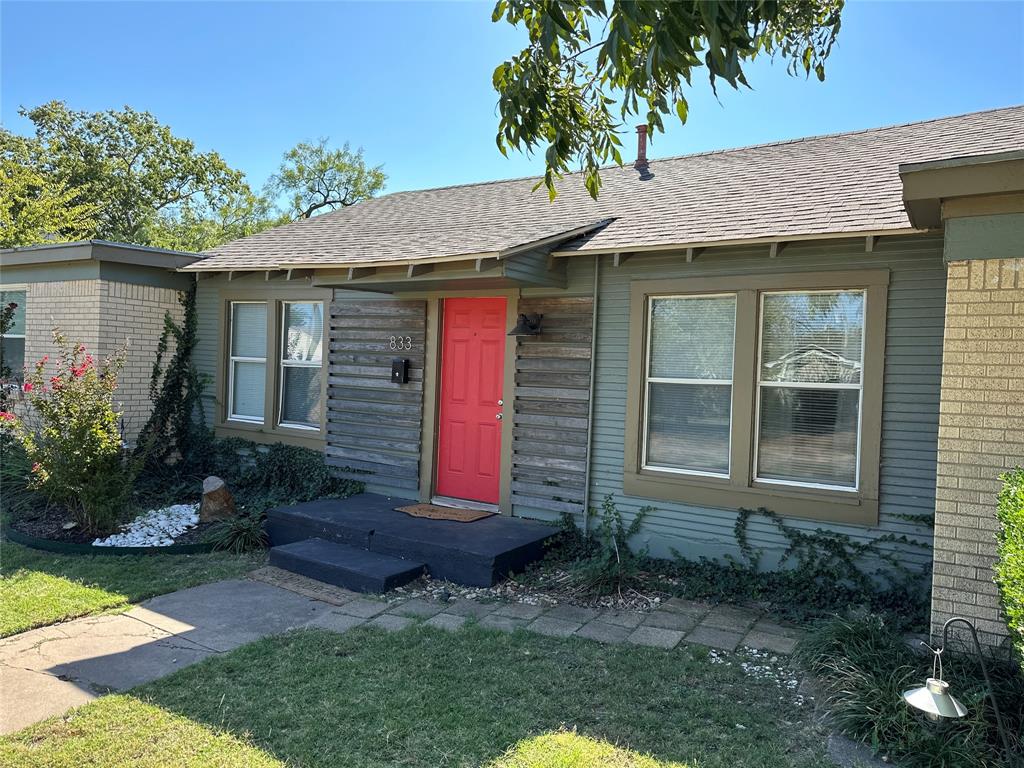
{"left": 266, "top": 494, "right": 556, "bottom": 587}
{"left": 269, "top": 538, "right": 425, "bottom": 594}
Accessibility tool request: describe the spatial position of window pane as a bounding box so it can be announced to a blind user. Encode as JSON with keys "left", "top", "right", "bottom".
{"left": 231, "top": 303, "right": 267, "bottom": 358}
{"left": 646, "top": 382, "right": 731, "bottom": 474}
{"left": 757, "top": 387, "right": 859, "bottom": 487}
{"left": 650, "top": 295, "right": 735, "bottom": 379}
{"left": 283, "top": 303, "right": 323, "bottom": 362}
{"left": 1, "top": 291, "right": 26, "bottom": 336}
{"left": 281, "top": 366, "right": 322, "bottom": 426}
{"left": 760, "top": 291, "right": 864, "bottom": 384}
{"left": 231, "top": 361, "right": 265, "bottom": 419}
{"left": 0, "top": 337, "right": 24, "bottom": 381}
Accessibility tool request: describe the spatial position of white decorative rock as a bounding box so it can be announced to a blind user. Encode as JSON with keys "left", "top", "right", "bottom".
{"left": 93, "top": 503, "right": 200, "bottom": 548}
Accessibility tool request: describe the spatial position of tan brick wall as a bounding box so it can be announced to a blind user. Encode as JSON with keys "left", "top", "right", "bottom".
{"left": 932, "top": 257, "right": 1024, "bottom": 649}
{"left": 20, "top": 279, "right": 183, "bottom": 445}
{"left": 98, "top": 280, "right": 184, "bottom": 443}
{"left": 23, "top": 280, "right": 102, "bottom": 371}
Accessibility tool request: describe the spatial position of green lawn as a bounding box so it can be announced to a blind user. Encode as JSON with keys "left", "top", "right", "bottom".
{"left": 0, "top": 625, "right": 831, "bottom": 768}
{"left": 0, "top": 541, "right": 265, "bottom": 637}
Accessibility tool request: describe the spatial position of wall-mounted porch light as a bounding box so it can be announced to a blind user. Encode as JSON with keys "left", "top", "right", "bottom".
{"left": 508, "top": 313, "right": 543, "bottom": 336}
{"left": 903, "top": 617, "right": 1013, "bottom": 762}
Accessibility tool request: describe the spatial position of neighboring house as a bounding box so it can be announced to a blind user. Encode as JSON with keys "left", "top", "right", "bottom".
{"left": 0, "top": 240, "right": 201, "bottom": 442}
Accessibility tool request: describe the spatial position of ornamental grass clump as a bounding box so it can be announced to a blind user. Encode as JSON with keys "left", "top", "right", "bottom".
{"left": 2, "top": 332, "right": 135, "bottom": 534}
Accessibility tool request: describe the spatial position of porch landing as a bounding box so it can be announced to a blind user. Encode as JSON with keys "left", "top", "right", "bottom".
{"left": 266, "top": 493, "right": 556, "bottom": 591}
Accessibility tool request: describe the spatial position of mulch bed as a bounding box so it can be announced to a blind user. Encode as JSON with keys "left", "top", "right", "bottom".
{"left": 9, "top": 503, "right": 215, "bottom": 545}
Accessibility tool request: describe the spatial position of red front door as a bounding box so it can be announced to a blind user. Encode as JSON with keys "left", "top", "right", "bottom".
{"left": 436, "top": 297, "right": 507, "bottom": 504}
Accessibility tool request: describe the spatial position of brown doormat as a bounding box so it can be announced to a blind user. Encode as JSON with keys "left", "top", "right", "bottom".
{"left": 395, "top": 504, "right": 495, "bottom": 523}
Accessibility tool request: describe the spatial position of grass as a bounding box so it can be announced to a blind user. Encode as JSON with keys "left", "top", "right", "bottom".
{"left": 0, "top": 541, "right": 265, "bottom": 637}
{"left": 0, "top": 625, "right": 830, "bottom": 767}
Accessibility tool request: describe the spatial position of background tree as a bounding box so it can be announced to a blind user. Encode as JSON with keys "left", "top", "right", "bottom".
{"left": 13, "top": 101, "right": 256, "bottom": 246}
{"left": 492, "top": 0, "right": 844, "bottom": 198}
{"left": 0, "top": 132, "right": 96, "bottom": 247}
{"left": 267, "top": 139, "right": 386, "bottom": 220}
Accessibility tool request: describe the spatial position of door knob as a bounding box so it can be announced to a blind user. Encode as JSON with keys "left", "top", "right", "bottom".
{"left": 496, "top": 413, "right": 503, "bottom": 420}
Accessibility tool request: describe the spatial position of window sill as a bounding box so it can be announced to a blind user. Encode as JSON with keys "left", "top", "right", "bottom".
{"left": 623, "top": 469, "right": 878, "bottom": 526}
{"left": 215, "top": 420, "right": 326, "bottom": 450}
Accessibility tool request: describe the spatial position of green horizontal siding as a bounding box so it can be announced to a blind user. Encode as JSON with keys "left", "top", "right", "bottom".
{"left": 582, "top": 235, "right": 944, "bottom": 567}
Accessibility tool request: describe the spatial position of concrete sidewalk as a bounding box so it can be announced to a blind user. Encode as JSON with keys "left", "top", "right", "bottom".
{"left": 0, "top": 579, "right": 331, "bottom": 734}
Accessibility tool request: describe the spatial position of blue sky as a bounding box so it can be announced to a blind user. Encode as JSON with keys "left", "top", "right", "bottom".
{"left": 2, "top": 1, "right": 1022, "bottom": 197}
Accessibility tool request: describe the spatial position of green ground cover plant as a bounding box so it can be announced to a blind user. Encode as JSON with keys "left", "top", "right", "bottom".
{"left": 0, "top": 625, "right": 830, "bottom": 768}
{"left": 797, "top": 614, "right": 1023, "bottom": 768}
{"left": 546, "top": 500, "right": 932, "bottom": 631}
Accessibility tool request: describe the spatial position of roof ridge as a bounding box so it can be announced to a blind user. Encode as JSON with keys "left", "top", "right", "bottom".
{"left": 367, "top": 103, "right": 1024, "bottom": 199}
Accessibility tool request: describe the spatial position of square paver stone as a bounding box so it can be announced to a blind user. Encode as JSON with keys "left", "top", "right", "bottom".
{"left": 480, "top": 614, "right": 529, "bottom": 633}
{"left": 685, "top": 625, "right": 744, "bottom": 652}
{"left": 741, "top": 631, "right": 798, "bottom": 655}
{"left": 597, "top": 610, "right": 645, "bottom": 629}
{"left": 337, "top": 598, "right": 389, "bottom": 619}
{"left": 642, "top": 610, "right": 699, "bottom": 632}
{"left": 544, "top": 604, "right": 600, "bottom": 623}
{"left": 390, "top": 599, "right": 445, "bottom": 619}
{"left": 369, "top": 614, "right": 413, "bottom": 632}
{"left": 700, "top": 605, "right": 760, "bottom": 632}
{"left": 576, "top": 621, "right": 632, "bottom": 645}
{"left": 661, "top": 597, "right": 712, "bottom": 618}
{"left": 527, "top": 616, "right": 582, "bottom": 638}
{"left": 304, "top": 611, "right": 366, "bottom": 634}
{"left": 491, "top": 602, "right": 546, "bottom": 621}
{"left": 751, "top": 619, "right": 802, "bottom": 639}
{"left": 443, "top": 599, "right": 498, "bottom": 618}
{"left": 627, "top": 625, "right": 684, "bottom": 649}
{"left": 424, "top": 613, "right": 469, "bottom": 632}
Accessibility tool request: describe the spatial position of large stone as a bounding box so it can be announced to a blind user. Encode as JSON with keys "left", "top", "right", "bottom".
{"left": 200, "top": 475, "right": 236, "bottom": 522}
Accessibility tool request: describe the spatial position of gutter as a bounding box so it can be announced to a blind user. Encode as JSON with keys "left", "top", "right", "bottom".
{"left": 581, "top": 253, "right": 600, "bottom": 534}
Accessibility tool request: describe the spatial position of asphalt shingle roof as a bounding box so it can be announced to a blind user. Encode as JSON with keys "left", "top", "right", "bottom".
{"left": 188, "top": 106, "right": 1024, "bottom": 271}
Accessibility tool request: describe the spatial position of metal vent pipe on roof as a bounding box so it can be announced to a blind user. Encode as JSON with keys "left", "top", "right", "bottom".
{"left": 634, "top": 124, "right": 649, "bottom": 170}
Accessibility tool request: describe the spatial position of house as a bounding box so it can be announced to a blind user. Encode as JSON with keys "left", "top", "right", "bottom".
{"left": 0, "top": 241, "right": 201, "bottom": 442}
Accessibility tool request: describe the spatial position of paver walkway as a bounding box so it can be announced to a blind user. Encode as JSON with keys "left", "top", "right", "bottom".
{"left": 251, "top": 566, "right": 802, "bottom": 655}
{"left": 1, "top": 568, "right": 802, "bottom": 735}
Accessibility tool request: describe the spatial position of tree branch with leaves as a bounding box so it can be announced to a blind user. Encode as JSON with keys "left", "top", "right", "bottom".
{"left": 493, "top": 0, "right": 844, "bottom": 199}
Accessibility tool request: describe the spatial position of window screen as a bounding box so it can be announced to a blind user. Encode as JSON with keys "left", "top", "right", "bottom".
{"left": 0, "top": 290, "right": 26, "bottom": 382}
{"left": 279, "top": 302, "right": 323, "bottom": 428}
{"left": 643, "top": 294, "right": 736, "bottom": 476}
{"left": 756, "top": 290, "right": 865, "bottom": 489}
{"left": 229, "top": 302, "right": 267, "bottom": 422}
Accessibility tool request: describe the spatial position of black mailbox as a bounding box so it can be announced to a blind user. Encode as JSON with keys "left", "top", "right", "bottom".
{"left": 391, "top": 358, "right": 409, "bottom": 384}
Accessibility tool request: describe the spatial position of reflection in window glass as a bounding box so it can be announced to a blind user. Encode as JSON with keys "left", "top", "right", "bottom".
{"left": 279, "top": 302, "right": 323, "bottom": 428}
{"left": 756, "top": 290, "right": 865, "bottom": 489}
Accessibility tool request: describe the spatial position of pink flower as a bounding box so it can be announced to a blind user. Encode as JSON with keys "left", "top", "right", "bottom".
{"left": 0, "top": 411, "right": 14, "bottom": 422}
{"left": 21, "top": 382, "right": 33, "bottom": 393}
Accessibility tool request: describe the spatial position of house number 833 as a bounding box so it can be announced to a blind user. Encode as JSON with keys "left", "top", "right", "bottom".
{"left": 389, "top": 335, "right": 414, "bottom": 351}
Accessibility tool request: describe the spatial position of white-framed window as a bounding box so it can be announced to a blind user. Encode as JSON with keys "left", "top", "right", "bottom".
{"left": 754, "top": 289, "right": 865, "bottom": 491}
{"left": 278, "top": 301, "right": 324, "bottom": 430}
{"left": 0, "top": 287, "right": 27, "bottom": 382}
{"left": 227, "top": 301, "right": 267, "bottom": 423}
{"left": 642, "top": 293, "right": 737, "bottom": 478}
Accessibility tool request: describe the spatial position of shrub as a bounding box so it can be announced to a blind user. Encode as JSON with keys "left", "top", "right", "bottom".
{"left": 208, "top": 512, "right": 269, "bottom": 554}
{"left": 565, "top": 495, "right": 650, "bottom": 596}
{"left": 233, "top": 442, "right": 363, "bottom": 514}
{"left": 798, "top": 615, "right": 1024, "bottom": 767}
{"left": 3, "top": 332, "right": 136, "bottom": 533}
{"left": 996, "top": 468, "right": 1024, "bottom": 661}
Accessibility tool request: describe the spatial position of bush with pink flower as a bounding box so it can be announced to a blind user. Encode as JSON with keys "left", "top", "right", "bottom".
{"left": 3, "top": 331, "right": 135, "bottom": 533}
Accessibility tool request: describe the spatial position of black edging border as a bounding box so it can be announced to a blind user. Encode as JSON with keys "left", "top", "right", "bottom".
{"left": 6, "top": 527, "right": 216, "bottom": 556}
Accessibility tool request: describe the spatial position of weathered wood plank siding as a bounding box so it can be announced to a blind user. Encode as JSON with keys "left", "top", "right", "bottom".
{"left": 584, "top": 235, "right": 944, "bottom": 566}
{"left": 511, "top": 296, "right": 594, "bottom": 518}
{"left": 325, "top": 296, "right": 426, "bottom": 495}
